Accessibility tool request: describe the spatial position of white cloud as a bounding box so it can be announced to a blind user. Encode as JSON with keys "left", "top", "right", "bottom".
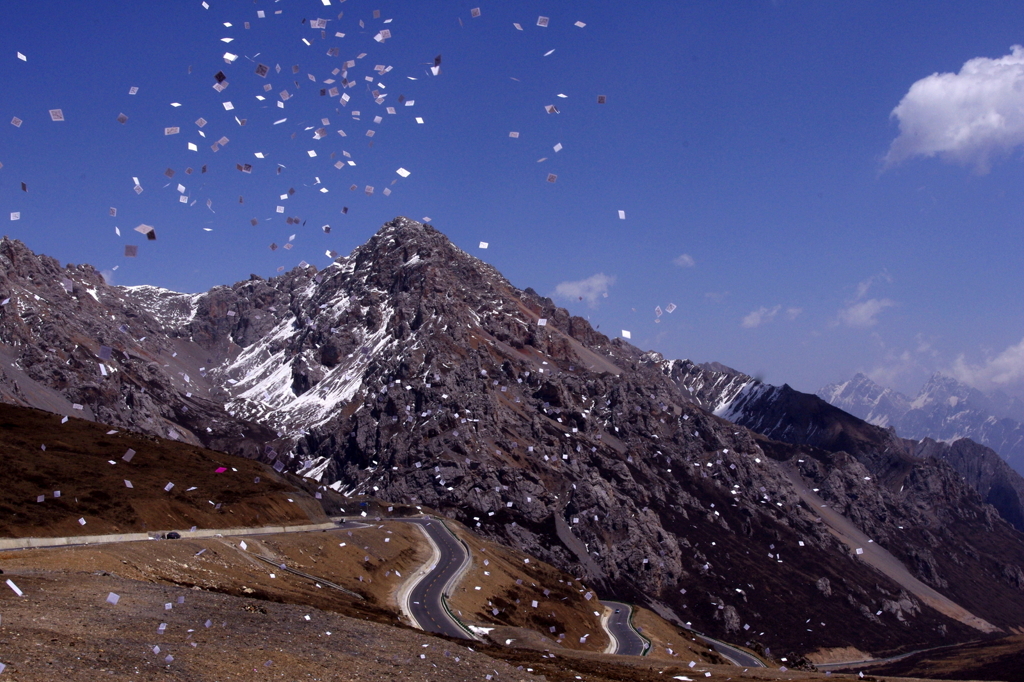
{"left": 672, "top": 253, "right": 695, "bottom": 268}
{"left": 887, "top": 45, "right": 1024, "bottom": 172}
{"left": 785, "top": 307, "right": 802, "bottom": 320}
{"left": 553, "top": 273, "right": 615, "bottom": 308}
{"left": 854, "top": 272, "right": 891, "bottom": 301}
{"left": 951, "top": 337, "right": 1024, "bottom": 391}
{"left": 741, "top": 305, "right": 781, "bottom": 329}
{"left": 867, "top": 350, "right": 916, "bottom": 390}
{"left": 837, "top": 298, "right": 896, "bottom": 328}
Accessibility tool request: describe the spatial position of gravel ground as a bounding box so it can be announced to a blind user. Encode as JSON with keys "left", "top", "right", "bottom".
{"left": 0, "top": 569, "right": 543, "bottom": 682}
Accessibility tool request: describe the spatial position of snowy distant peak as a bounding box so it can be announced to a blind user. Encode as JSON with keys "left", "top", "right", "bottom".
{"left": 908, "top": 372, "right": 1024, "bottom": 422}
{"left": 817, "top": 373, "right": 910, "bottom": 427}
{"left": 819, "top": 371, "right": 1024, "bottom": 476}
{"left": 911, "top": 372, "right": 992, "bottom": 413}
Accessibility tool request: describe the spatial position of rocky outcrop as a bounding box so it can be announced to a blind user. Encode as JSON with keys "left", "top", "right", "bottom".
{"left": 663, "top": 359, "right": 1024, "bottom": 632}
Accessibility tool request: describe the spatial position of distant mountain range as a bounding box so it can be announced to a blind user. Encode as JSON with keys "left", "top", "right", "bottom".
{"left": 3, "top": 218, "right": 1024, "bottom": 661}
{"left": 819, "top": 372, "right": 1024, "bottom": 476}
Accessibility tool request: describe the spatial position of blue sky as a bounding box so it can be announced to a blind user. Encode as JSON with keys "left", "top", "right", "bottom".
{"left": 3, "top": 0, "right": 1024, "bottom": 398}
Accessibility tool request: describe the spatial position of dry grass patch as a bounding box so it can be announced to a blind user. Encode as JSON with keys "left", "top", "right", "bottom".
{"left": 0, "top": 403, "right": 318, "bottom": 538}
{"left": 443, "top": 518, "right": 612, "bottom": 653}
{"left": 629, "top": 605, "right": 728, "bottom": 663}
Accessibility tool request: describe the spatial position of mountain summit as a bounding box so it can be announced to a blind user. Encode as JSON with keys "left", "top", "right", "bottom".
{"left": 3, "top": 218, "right": 1024, "bottom": 659}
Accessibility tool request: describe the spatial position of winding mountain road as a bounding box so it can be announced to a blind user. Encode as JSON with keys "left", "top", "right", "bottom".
{"left": 397, "top": 517, "right": 474, "bottom": 640}
{"left": 701, "top": 635, "right": 765, "bottom": 667}
{"left": 7, "top": 514, "right": 682, "bottom": 657}
{"left": 600, "top": 601, "right": 649, "bottom": 655}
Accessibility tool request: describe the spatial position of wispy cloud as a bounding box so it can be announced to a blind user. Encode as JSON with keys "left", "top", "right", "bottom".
{"left": 835, "top": 272, "right": 896, "bottom": 328}
{"left": 741, "top": 305, "right": 781, "bottom": 328}
{"left": 854, "top": 271, "right": 892, "bottom": 300}
{"left": 886, "top": 45, "right": 1024, "bottom": 173}
{"left": 837, "top": 298, "right": 896, "bottom": 328}
{"left": 785, "top": 307, "right": 802, "bottom": 320}
{"left": 672, "top": 253, "right": 695, "bottom": 268}
{"left": 553, "top": 273, "right": 615, "bottom": 308}
{"left": 951, "top": 337, "right": 1024, "bottom": 391}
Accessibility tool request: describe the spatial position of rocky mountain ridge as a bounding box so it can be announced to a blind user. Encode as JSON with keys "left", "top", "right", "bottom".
{"left": 667, "top": 361, "right": 1024, "bottom": 532}
{"left": 2, "top": 219, "right": 1024, "bottom": 660}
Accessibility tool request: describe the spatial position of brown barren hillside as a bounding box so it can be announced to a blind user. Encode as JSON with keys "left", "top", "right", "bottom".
{"left": 846, "top": 634, "right": 1024, "bottom": 682}
{"left": 0, "top": 403, "right": 322, "bottom": 537}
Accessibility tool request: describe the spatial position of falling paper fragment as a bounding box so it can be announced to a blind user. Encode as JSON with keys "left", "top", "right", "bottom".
{"left": 49, "top": 109, "right": 64, "bottom": 121}
{"left": 618, "top": 210, "right": 626, "bottom": 219}
{"left": 396, "top": 167, "right": 410, "bottom": 177}
{"left": 622, "top": 330, "right": 631, "bottom": 339}
{"left": 106, "top": 592, "right": 120, "bottom": 605}
{"left": 6, "top": 579, "right": 23, "bottom": 596}
{"left": 479, "top": 242, "right": 488, "bottom": 249}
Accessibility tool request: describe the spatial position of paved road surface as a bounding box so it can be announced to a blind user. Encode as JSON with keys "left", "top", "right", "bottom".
{"left": 600, "top": 601, "right": 649, "bottom": 655}
{"left": 400, "top": 518, "right": 473, "bottom": 640}
{"left": 701, "top": 635, "right": 765, "bottom": 667}
{"left": 0, "top": 519, "right": 362, "bottom": 552}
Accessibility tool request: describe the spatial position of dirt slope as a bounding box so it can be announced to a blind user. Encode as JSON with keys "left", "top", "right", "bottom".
{"left": 0, "top": 403, "right": 321, "bottom": 537}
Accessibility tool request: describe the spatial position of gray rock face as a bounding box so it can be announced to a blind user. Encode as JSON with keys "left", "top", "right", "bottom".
{"left": 820, "top": 372, "right": 1024, "bottom": 476}
{"left": 664, "top": 359, "right": 1024, "bottom": 631}
{"left": 2, "top": 219, "right": 1024, "bottom": 659}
